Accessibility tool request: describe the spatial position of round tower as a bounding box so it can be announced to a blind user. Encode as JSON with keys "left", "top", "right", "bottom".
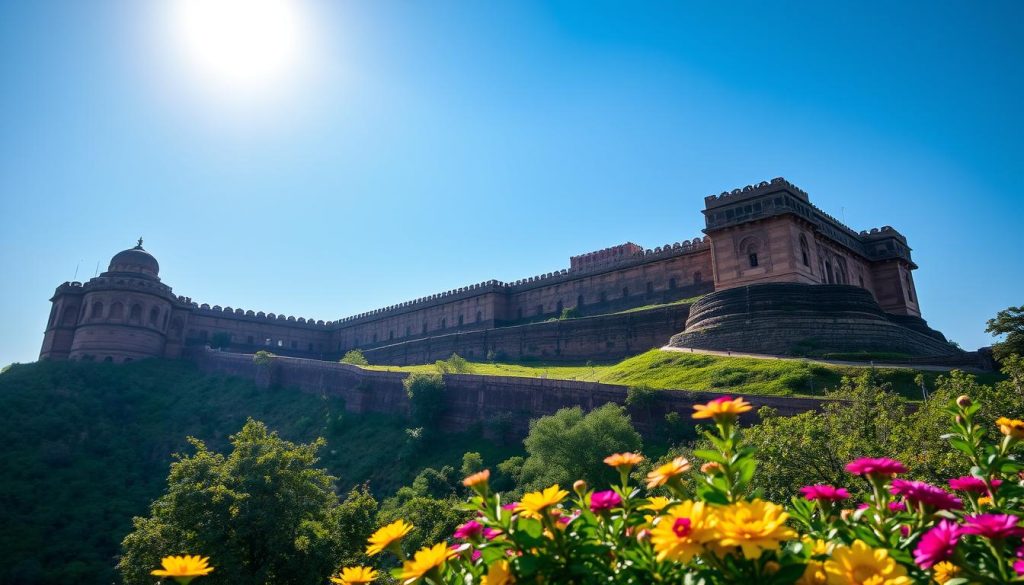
{"left": 66, "top": 241, "right": 176, "bottom": 363}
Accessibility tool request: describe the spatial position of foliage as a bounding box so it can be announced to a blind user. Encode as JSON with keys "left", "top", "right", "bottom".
{"left": 327, "top": 393, "right": 1024, "bottom": 585}
{"left": 404, "top": 373, "right": 447, "bottom": 431}
{"left": 210, "top": 331, "right": 232, "bottom": 350}
{"left": 0, "top": 360, "right": 519, "bottom": 584}
{"left": 435, "top": 353, "right": 472, "bottom": 374}
{"left": 118, "top": 419, "right": 366, "bottom": 585}
{"left": 340, "top": 349, "right": 369, "bottom": 366}
{"left": 460, "top": 452, "right": 484, "bottom": 478}
{"left": 253, "top": 350, "right": 275, "bottom": 366}
{"left": 559, "top": 306, "right": 581, "bottom": 320}
{"left": 518, "top": 404, "right": 642, "bottom": 492}
{"left": 987, "top": 305, "right": 1024, "bottom": 361}
{"left": 625, "top": 384, "right": 657, "bottom": 410}
{"left": 367, "top": 348, "right": 1002, "bottom": 398}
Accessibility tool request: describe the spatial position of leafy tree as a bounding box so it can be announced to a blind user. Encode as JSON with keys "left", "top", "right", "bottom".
{"left": 460, "top": 451, "right": 484, "bottom": 478}
{"left": 340, "top": 349, "right": 369, "bottom": 366}
{"left": 404, "top": 373, "right": 446, "bottom": 431}
{"left": 986, "top": 305, "right": 1024, "bottom": 360}
{"left": 118, "top": 419, "right": 363, "bottom": 585}
{"left": 435, "top": 353, "right": 472, "bottom": 374}
{"left": 252, "top": 350, "right": 274, "bottom": 366}
{"left": 518, "top": 404, "right": 642, "bottom": 492}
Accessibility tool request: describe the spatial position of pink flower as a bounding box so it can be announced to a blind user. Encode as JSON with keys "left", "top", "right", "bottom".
{"left": 948, "top": 476, "right": 1002, "bottom": 493}
{"left": 845, "top": 457, "right": 907, "bottom": 477}
{"left": 800, "top": 484, "right": 851, "bottom": 502}
{"left": 889, "top": 479, "right": 962, "bottom": 510}
{"left": 899, "top": 525, "right": 910, "bottom": 537}
{"left": 453, "top": 520, "right": 484, "bottom": 540}
{"left": 501, "top": 502, "right": 518, "bottom": 511}
{"left": 471, "top": 549, "right": 482, "bottom": 562}
{"left": 483, "top": 527, "right": 502, "bottom": 540}
{"left": 1016, "top": 559, "right": 1024, "bottom": 576}
{"left": 913, "top": 520, "right": 960, "bottom": 569}
{"left": 961, "top": 514, "right": 1024, "bottom": 539}
{"left": 888, "top": 500, "right": 907, "bottom": 512}
{"left": 589, "top": 490, "right": 622, "bottom": 512}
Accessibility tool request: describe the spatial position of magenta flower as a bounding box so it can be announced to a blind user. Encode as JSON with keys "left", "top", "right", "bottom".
{"left": 471, "top": 549, "right": 482, "bottom": 562}
{"left": 800, "top": 484, "right": 851, "bottom": 502}
{"left": 948, "top": 476, "right": 1002, "bottom": 493}
{"left": 589, "top": 490, "right": 622, "bottom": 512}
{"left": 453, "top": 520, "right": 484, "bottom": 540}
{"left": 913, "top": 520, "right": 960, "bottom": 569}
{"left": 483, "top": 527, "right": 502, "bottom": 540}
{"left": 501, "top": 502, "right": 518, "bottom": 511}
{"left": 889, "top": 479, "right": 962, "bottom": 510}
{"left": 888, "top": 500, "right": 907, "bottom": 512}
{"left": 845, "top": 457, "right": 907, "bottom": 477}
{"left": 961, "top": 514, "right": 1024, "bottom": 539}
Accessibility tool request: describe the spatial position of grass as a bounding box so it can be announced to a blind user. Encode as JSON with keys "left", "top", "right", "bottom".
{"left": 367, "top": 349, "right": 1004, "bottom": 398}
{"left": 609, "top": 295, "right": 705, "bottom": 314}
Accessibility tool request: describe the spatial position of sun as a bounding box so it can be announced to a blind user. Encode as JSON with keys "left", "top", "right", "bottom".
{"left": 166, "top": 0, "right": 310, "bottom": 98}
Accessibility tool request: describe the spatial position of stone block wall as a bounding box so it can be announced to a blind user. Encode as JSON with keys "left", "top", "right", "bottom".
{"left": 189, "top": 349, "right": 825, "bottom": 437}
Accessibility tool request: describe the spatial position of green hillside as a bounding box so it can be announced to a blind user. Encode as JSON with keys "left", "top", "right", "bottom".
{"left": 367, "top": 348, "right": 999, "bottom": 398}
{"left": 0, "top": 360, "right": 518, "bottom": 585}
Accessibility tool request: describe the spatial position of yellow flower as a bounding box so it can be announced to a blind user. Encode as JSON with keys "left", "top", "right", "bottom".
{"left": 604, "top": 452, "right": 644, "bottom": 470}
{"left": 150, "top": 555, "right": 214, "bottom": 583}
{"left": 931, "top": 561, "right": 959, "bottom": 584}
{"left": 516, "top": 485, "right": 569, "bottom": 518}
{"left": 692, "top": 396, "right": 753, "bottom": 420}
{"left": 330, "top": 566, "right": 379, "bottom": 584}
{"left": 996, "top": 417, "right": 1024, "bottom": 439}
{"left": 715, "top": 499, "right": 797, "bottom": 559}
{"left": 640, "top": 496, "right": 673, "bottom": 513}
{"left": 646, "top": 457, "right": 692, "bottom": 489}
{"left": 481, "top": 559, "right": 513, "bottom": 585}
{"left": 463, "top": 469, "right": 490, "bottom": 488}
{"left": 802, "top": 536, "right": 833, "bottom": 557}
{"left": 398, "top": 543, "right": 455, "bottom": 583}
{"left": 649, "top": 500, "right": 718, "bottom": 563}
{"left": 797, "top": 560, "right": 828, "bottom": 585}
{"left": 977, "top": 496, "right": 993, "bottom": 507}
{"left": 366, "top": 519, "right": 413, "bottom": 556}
{"left": 824, "top": 540, "right": 911, "bottom": 585}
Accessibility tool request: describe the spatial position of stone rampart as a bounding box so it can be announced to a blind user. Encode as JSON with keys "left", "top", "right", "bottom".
{"left": 669, "top": 283, "right": 970, "bottom": 360}
{"left": 188, "top": 349, "right": 825, "bottom": 437}
{"left": 360, "top": 302, "right": 693, "bottom": 365}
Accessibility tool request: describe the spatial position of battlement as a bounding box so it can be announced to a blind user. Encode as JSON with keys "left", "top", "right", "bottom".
{"left": 704, "top": 177, "right": 809, "bottom": 208}
{"left": 570, "top": 242, "right": 644, "bottom": 271}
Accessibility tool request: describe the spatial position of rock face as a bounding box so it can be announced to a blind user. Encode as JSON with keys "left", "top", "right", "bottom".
{"left": 668, "top": 283, "right": 959, "bottom": 358}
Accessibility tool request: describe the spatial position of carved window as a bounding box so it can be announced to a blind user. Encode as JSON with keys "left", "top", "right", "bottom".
{"left": 824, "top": 262, "right": 834, "bottom": 284}
{"left": 749, "top": 253, "right": 759, "bottom": 268}
{"left": 149, "top": 307, "right": 159, "bottom": 325}
{"left": 91, "top": 301, "right": 104, "bottom": 320}
{"left": 799, "top": 235, "right": 810, "bottom": 267}
{"left": 129, "top": 304, "right": 142, "bottom": 323}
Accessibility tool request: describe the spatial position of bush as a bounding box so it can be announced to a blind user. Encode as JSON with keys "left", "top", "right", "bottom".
{"left": 253, "top": 350, "right": 275, "bottom": 366}
{"left": 435, "top": 353, "right": 472, "bottom": 374}
{"left": 403, "top": 373, "right": 446, "bottom": 431}
{"left": 559, "top": 307, "right": 580, "bottom": 320}
{"left": 340, "top": 349, "right": 369, "bottom": 366}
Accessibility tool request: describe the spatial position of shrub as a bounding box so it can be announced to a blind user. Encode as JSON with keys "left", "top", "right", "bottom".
{"left": 340, "top": 349, "right": 369, "bottom": 366}
{"left": 435, "top": 353, "right": 472, "bottom": 374}
{"left": 559, "top": 307, "right": 580, "bottom": 320}
{"left": 403, "top": 373, "right": 446, "bottom": 431}
{"left": 252, "top": 350, "right": 275, "bottom": 366}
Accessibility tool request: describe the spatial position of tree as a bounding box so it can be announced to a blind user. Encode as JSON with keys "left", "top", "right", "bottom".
{"left": 118, "top": 419, "right": 365, "bottom": 585}
{"left": 460, "top": 452, "right": 484, "bottom": 478}
{"left": 403, "top": 373, "right": 446, "bottom": 431}
{"left": 518, "top": 404, "right": 642, "bottom": 492}
{"left": 986, "top": 305, "right": 1024, "bottom": 361}
{"left": 340, "top": 350, "right": 369, "bottom": 366}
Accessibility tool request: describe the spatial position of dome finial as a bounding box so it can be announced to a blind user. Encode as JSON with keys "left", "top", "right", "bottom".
{"left": 135, "top": 237, "right": 144, "bottom": 250}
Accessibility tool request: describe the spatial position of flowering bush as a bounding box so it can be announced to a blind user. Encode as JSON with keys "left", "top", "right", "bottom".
{"left": 320, "top": 394, "right": 1024, "bottom": 584}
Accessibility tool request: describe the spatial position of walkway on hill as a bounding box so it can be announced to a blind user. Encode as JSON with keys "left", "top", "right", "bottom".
{"left": 660, "top": 345, "right": 985, "bottom": 373}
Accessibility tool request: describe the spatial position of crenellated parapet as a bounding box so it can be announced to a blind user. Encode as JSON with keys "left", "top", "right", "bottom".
{"left": 704, "top": 177, "right": 809, "bottom": 208}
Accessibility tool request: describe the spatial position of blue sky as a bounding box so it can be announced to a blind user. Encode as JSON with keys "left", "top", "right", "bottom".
{"left": 1, "top": 1, "right": 1021, "bottom": 366}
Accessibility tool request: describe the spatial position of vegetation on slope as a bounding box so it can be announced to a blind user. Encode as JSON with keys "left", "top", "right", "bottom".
{"left": 367, "top": 349, "right": 1003, "bottom": 398}
{"left": 0, "top": 360, "right": 518, "bottom": 584}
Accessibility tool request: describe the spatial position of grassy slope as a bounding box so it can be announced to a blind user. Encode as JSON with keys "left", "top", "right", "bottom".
{"left": 0, "top": 360, "right": 518, "bottom": 584}
{"left": 367, "top": 349, "right": 1003, "bottom": 398}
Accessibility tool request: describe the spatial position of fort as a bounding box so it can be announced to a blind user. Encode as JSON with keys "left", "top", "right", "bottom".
{"left": 39, "top": 177, "right": 969, "bottom": 366}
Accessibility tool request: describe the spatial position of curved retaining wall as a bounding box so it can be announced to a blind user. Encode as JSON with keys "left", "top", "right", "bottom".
{"left": 188, "top": 349, "right": 825, "bottom": 438}
{"left": 669, "top": 283, "right": 962, "bottom": 359}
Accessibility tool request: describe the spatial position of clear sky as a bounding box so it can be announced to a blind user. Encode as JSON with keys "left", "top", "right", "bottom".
{"left": 1, "top": 1, "right": 1021, "bottom": 366}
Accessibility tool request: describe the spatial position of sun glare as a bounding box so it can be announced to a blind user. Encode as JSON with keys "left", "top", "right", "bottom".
{"left": 167, "top": 0, "right": 310, "bottom": 99}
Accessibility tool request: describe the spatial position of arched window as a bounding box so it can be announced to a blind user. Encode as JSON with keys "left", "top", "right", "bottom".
{"left": 109, "top": 302, "right": 124, "bottom": 320}
{"left": 90, "top": 301, "right": 104, "bottom": 319}
{"left": 577, "top": 294, "right": 585, "bottom": 307}
{"left": 149, "top": 307, "right": 159, "bottom": 325}
{"left": 129, "top": 304, "right": 142, "bottom": 323}
{"left": 740, "top": 237, "right": 761, "bottom": 268}
{"left": 824, "top": 261, "right": 834, "bottom": 284}
{"left": 799, "top": 234, "right": 811, "bottom": 267}
{"left": 836, "top": 257, "right": 848, "bottom": 285}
